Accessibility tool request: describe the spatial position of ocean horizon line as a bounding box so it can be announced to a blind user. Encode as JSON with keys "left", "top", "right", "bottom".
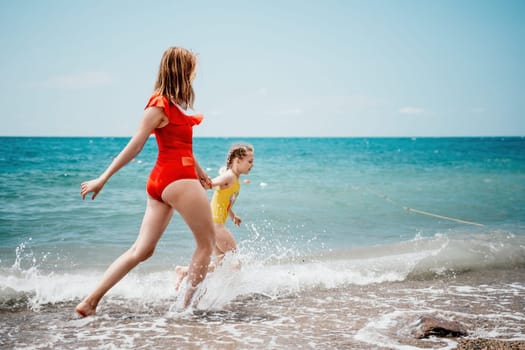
{"left": 1, "top": 135, "right": 524, "bottom": 139}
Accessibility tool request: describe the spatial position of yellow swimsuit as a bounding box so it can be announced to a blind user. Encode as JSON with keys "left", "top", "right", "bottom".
{"left": 211, "top": 177, "right": 240, "bottom": 224}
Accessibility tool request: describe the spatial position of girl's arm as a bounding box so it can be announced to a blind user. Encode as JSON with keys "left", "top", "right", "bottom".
{"left": 80, "top": 107, "right": 165, "bottom": 200}
{"left": 211, "top": 171, "right": 235, "bottom": 189}
{"left": 228, "top": 209, "right": 241, "bottom": 226}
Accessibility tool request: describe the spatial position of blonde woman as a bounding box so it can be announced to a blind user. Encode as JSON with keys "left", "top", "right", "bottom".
{"left": 76, "top": 47, "right": 215, "bottom": 317}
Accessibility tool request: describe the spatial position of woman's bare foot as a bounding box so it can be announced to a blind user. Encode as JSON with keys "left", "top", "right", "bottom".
{"left": 174, "top": 265, "right": 189, "bottom": 290}
{"left": 75, "top": 299, "right": 97, "bottom": 318}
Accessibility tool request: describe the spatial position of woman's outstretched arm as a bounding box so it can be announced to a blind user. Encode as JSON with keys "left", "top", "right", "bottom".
{"left": 81, "top": 107, "right": 165, "bottom": 200}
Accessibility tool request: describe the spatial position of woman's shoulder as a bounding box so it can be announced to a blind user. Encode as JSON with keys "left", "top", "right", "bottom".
{"left": 145, "top": 94, "right": 203, "bottom": 125}
{"left": 145, "top": 93, "right": 169, "bottom": 109}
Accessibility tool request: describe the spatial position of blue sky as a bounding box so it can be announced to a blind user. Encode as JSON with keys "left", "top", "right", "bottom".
{"left": 1, "top": 0, "right": 524, "bottom": 137}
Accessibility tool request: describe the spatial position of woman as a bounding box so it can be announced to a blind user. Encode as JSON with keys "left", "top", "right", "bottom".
{"left": 76, "top": 47, "right": 215, "bottom": 317}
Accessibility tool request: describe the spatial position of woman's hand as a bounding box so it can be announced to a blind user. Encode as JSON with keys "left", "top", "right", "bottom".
{"left": 80, "top": 177, "right": 106, "bottom": 200}
{"left": 198, "top": 173, "right": 212, "bottom": 189}
{"left": 194, "top": 160, "right": 212, "bottom": 189}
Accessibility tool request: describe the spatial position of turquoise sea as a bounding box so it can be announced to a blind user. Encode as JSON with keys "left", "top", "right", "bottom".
{"left": 1, "top": 136, "right": 524, "bottom": 349}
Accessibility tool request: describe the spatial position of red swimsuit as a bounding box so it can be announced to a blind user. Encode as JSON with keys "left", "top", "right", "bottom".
{"left": 145, "top": 94, "right": 203, "bottom": 202}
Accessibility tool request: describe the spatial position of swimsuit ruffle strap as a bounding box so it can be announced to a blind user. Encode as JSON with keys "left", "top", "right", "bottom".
{"left": 145, "top": 94, "right": 204, "bottom": 126}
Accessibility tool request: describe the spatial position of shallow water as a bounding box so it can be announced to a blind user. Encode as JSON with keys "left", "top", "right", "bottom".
{"left": 1, "top": 267, "right": 523, "bottom": 349}
{"left": 1, "top": 136, "right": 524, "bottom": 349}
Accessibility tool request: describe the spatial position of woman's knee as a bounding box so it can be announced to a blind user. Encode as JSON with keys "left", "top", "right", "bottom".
{"left": 129, "top": 245, "right": 155, "bottom": 262}
{"left": 196, "top": 235, "right": 214, "bottom": 256}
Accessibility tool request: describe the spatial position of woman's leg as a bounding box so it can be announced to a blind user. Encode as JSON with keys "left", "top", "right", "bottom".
{"left": 76, "top": 198, "right": 173, "bottom": 317}
{"left": 162, "top": 179, "right": 215, "bottom": 307}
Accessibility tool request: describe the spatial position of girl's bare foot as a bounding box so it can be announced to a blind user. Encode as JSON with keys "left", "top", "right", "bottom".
{"left": 174, "top": 266, "right": 189, "bottom": 290}
{"left": 75, "top": 299, "right": 96, "bottom": 318}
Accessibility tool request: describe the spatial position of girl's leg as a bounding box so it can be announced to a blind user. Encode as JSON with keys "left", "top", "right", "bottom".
{"left": 173, "top": 265, "right": 190, "bottom": 290}
{"left": 213, "top": 223, "right": 238, "bottom": 267}
{"left": 76, "top": 198, "right": 173, "bottom": 317}
{"left": 162, "top": 180, "right": 215, "bottom": 307}
{"left": 173, "top": 223, "right": 238, "bottom": 290}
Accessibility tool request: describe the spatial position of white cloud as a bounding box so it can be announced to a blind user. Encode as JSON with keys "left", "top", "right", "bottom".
{"left": 275, "top": 94, "right": 382, "bottom": 117}
{"left": 399, "top": 106, "right": 425, "bottom": 115}
{"left": 257, "top": 87, "right": 268, "bottom": 97}
{"left": 31, "top": 71, "right": 113, "bottom": 89}
{"left": 326, "top": 95, "right": 383, "bottom": 114}
{"left": 470, "top": 107, "right": 485, "bottom": 113}
{"left": 277, "top": 107, "right": 303, "bottom": 116}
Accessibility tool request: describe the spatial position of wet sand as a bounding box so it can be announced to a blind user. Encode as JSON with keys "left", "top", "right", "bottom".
{"left": 455, "top": 339, "right": 525, "bottom": 350}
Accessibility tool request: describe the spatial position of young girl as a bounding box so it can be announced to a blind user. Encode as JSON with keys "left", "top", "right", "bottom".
{"left": 76, "top": 47, "right": 215, "bottom": 317}
{"left": 175, "top": 143, "right": 254, "bottom": 288}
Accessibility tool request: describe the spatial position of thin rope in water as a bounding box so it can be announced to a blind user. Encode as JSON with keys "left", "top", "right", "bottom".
{"left": 360, "top": 187, "right": 484, "bottom": 227}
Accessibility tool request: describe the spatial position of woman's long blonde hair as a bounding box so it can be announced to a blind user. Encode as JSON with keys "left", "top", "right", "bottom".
{"left": 154, "top": 47, "right": 197, "bottom": 109}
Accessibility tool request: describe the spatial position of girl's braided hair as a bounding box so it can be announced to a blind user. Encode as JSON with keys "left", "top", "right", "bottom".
{"left": 226, "top": 143, "right": 254, "bottom": 170}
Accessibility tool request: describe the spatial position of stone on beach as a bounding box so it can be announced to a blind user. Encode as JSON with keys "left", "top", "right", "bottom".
{"left": 412, "top": 314, "right": 467, "bottom": 339}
